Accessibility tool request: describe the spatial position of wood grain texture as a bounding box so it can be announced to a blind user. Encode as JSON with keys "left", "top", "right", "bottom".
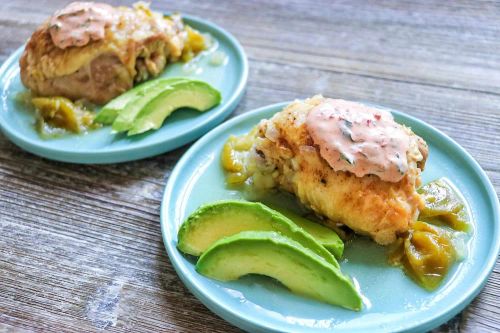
{"left": 0, "top": 0, "right": 499, "bottom": 332}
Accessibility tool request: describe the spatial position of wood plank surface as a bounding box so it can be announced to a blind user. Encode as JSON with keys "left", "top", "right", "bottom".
{"left": 0, "top": 1, "right": 499, "bottom": 332}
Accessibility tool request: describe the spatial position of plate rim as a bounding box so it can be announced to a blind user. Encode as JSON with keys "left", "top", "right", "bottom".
{"left": 161, "top": 101, "right": 500, "bottom": 333}
{"left": 0, "top": 14, "right": 248, "bottom": 164}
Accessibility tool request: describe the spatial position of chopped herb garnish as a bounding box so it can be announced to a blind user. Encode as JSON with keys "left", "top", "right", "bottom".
{"left": 340, "top": 153, "right": 355, "bottom": 165}
{"left": 340, "top": 120, "right": 354, "bottom": 142}
{"left": 396, "top": 161, "right": 406, "bottom": 175}
{"left": 49, "top": 23, "right": 61, "bottom": 30}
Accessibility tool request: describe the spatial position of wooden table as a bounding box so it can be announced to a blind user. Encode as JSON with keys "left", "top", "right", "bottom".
{"left": 1, "top": 1, "right": 499, "bottom": 332}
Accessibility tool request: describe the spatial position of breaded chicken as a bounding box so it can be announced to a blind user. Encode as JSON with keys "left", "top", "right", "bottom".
{"left": 246, "top": 96, "right": 428, "bottom": 245}
{"left": 20, "top": 3, "right": 186, "bottom": 104}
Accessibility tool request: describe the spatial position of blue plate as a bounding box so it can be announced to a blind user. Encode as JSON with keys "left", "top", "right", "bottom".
{"left": 0, "top": 15, "right": 248, "bottom": 164}
{"left": 161, "top": 102, "right": 500, "bottom": 333}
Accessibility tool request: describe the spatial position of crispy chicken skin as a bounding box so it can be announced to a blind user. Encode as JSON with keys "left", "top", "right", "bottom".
{"left": 20, "top": 3, "right": 185, "bottom": 104}
{"left": 249, "top": 95, "right": 428, "bottom": 245}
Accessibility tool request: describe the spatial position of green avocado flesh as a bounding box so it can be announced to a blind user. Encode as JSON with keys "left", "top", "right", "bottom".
{"left": 112, "top": 78, "right": 195, "bottom": 133}
{"left": 94, "top": 78, "right": 187, "bottom": 125}
{"left": 196, "top": 231, "right": 362, "bottom": 310}
{"left": 177, "top": 200, "right": 339, "bottom": 268}
{"left": 128, "top": 80, "right": 221, "bottom": 135}
{"left": 264, "top": 203, "right": 344, "bottom": 258}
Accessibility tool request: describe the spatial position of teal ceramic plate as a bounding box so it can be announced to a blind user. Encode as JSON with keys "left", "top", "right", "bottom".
{"left": 161, "top": 102, "right": 500, "bottom": 333}
{"left": 0, "top": 15, "right": 247, "bottom": 164}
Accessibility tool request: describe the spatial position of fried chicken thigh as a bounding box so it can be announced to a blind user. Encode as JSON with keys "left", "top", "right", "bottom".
{"left": 248, "top": 96, "right": 428, "bottom": 245}
{"left": 20, "top": 3, "right": 186, "bottom": 104}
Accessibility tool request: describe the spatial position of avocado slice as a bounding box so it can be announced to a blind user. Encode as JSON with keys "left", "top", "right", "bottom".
{"left": 264, "top": 203, "right": 344, "bottom": 258}
{"left": 177, "top": 200, "right": 339, "bottom": 268}
{"left": 111, "top": 78, "right": 192, "bottom": 132}
{"left": 95, "top": 78, "right": 187, "bottom": 125}
{"left": 196, "top": 231, "right": 362, "bottom": 311}
{"left": 127, "top": 80, "right": 221, "bottom": 135}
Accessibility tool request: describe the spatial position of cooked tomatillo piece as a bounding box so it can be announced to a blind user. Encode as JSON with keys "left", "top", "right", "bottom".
{"left": 388, "top": 178, "right": 471, "bottom": 290}
{"left": 221, "top": 130, "right": 257, "bottom": 184}
{"left": 31, "top": 97, "right": 95, "bottom": 134}
{"left": 196, "top": 231, "right": 362, "bottom": 310}
{"left": 221, "top": 135, "right": 250, "bottom": 172}
{"left": 177, "top": 200, "right": 340, "bottom": 268}
{"left": 418, "top": 178, "right": 470, "bottom": 232}
{"left": 389, "top": 221, "right": 456, "bottom": 290}
{"left": 181, "top": 26, "right": 207, "bottom": 62}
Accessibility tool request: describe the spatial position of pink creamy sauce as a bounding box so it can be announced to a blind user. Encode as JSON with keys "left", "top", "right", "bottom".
{"left": 306, "top": 99, "right": 411, "bottom": 182}
{"left": 49, "top": 2, "right": 116, "bottom": 49}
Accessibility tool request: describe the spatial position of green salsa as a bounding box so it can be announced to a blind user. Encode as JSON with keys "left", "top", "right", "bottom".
{"left": 418, "top": 179, "right": 470, "bottom": 232}
{"left": 389, "top": 178, "right": 470, "bottom": 290}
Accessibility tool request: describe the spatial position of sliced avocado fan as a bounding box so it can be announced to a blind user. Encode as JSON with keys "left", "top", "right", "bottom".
{"left": 264, "top": 202, "right": 344, "bottom": 258}
{"left": 127, "top": 80, "right": 221, "bottom": 135}
{"left": 196, "top": 231, "right": 362, "bottom": 311}
{"left": 177, "top": 200, "right": 339, "bottom": 268}
{"left": 95, "top": 77, "right": 188, "bottom": 125}
{"left": 112, "top": 78, "right": 196, "bottom": 133}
